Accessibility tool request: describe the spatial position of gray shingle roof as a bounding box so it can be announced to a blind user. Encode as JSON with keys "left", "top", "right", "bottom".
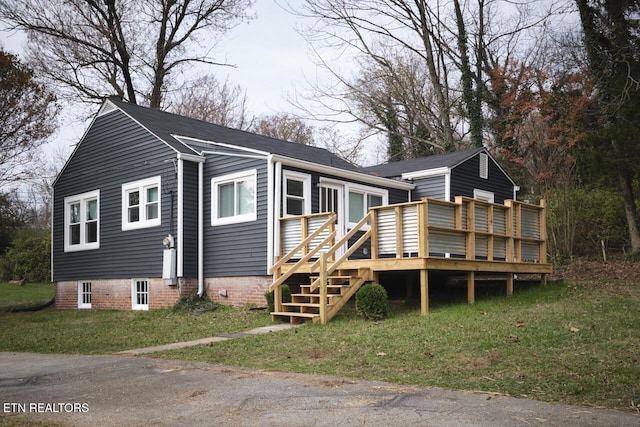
{"left": 361, "top": 147, "right": 486, "bottom": 178}
{"left": 111, "top": 99, "right": 358, "bottom": 170}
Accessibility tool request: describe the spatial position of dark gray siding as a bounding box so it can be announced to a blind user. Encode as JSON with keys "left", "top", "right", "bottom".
{"left": 450, "top": 153, "right": 514, "bottom": 203}
{"left": 182, "top": 161, "right": 199, "bottom": 277}
{"left": 203, "top": 155, "right": 268, "bottom": 277}
{"left": 53, "top": 110, "right": 179, "bottom": 281}
{"left": 411, "top": 175, "right": 446, "bottom": 201}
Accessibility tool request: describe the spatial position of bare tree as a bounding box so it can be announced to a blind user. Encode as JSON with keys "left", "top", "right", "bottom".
{"left": 251, "top": 113, "right": 315, "bottom": 145}
{"left": 0, "top": 49, "right": 58, "bottom": 185}
{"left": 0, "top": 0, "right": 254, "bottom": 109}
{"left": 291, "top": 0, "right": 564, "bottom": 157}
{"left": 168, "top": 75, "right": 253, "bottom": 130}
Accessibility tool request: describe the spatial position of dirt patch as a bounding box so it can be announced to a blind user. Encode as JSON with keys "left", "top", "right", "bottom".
{"left": 555, "top": 258, "right": 640, "bottom": 282}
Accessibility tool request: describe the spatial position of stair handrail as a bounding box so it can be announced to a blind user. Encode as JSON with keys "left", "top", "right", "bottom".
{"left": 269, "top": 213, "right": 336, "bottom": 274}
{"left": 269, "top": 213, "right": 336, "bottom": 292}
{"left": 309, "top": 211, "right": 373, "bottom": 293}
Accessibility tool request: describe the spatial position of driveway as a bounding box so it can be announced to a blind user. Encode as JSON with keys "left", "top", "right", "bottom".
{"left": 0, "top": 352, "right": 637, "bottom": 426}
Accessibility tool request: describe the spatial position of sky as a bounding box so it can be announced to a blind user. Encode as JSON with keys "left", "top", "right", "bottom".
{"left": 0, "top": 0, "right": 333, "bottom": 161}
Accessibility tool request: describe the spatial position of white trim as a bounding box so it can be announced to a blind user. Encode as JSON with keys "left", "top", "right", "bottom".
{"left": 273, "top": 154, "right": 414, "bottom": 191}
{"left": 267, "top": 155, "right": 274, "bottom": 273}
{"left": 345, "top": 182, "right": 388, "bottom": 228}
{"left": 97, "top": 100, "right": 117, "bottom": 116}
{"left": 131, "top": 278, "right": 149, "bottom": 311}
{"left": 177, "top": 152, "right": 206, "bottom": 163}
{"left": 177, "top": 160, "right": 184, "bottom": 277}
{"left": 282, "top": 170, "right": 312, "bottom": 216}
{"left": 445, "top": 173, "right": 451, "bottom": 202}
{"left": 274, "top": 162, "right": 282, "bottom": 258}
{"left": 401, "top": 167, "right": 449, "bottom": 181}
{"left": 121, "top": 176, "right": 162, "bottom": 231}
{"left": 64, "top": 189, "right": 100, "bottom": 252}
{"left": 200, "top": 150, "right": 268, "bottom": 160}
{"left": 198, "top": 161, "right": 204, "bottom": 297}
{"left": 174, "top": 135, "right": 271, "bottom": 157}
{"left": 211, "top": 169, "right": 258, "bottom": 226}
{"left": 77, "top": 281, "right": 92, "bottom": 309}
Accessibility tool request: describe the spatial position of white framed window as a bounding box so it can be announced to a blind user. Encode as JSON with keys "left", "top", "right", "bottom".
{"left": 347, "top": 184, "right": 387, "bottom": 227}
{"left": 212, "top": 170, "right": 257, "bottom": 226}
{"left": 122, "top": 176, "right": 161, "bottom": 230}
{"left": 283, "top": 170, "right": 311, "bottom": 216}
{"left": 64, "top": 190, "right": 100, "bottom": 252}
{"left": 479, "top": 153, "right": 489, "bottom": 179}
{"left": 131, "top": 279, "right": 149, "bottom": 310}
{"left": 474, "top": 189, "right": 494, "bottom": 203}
{"left": 78, "top": 281, "right": 92, "bottom": 309}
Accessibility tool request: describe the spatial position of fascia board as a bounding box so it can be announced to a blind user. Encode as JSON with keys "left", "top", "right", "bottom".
{"left": 174, "top": 135, "right": 271, "bottom": 157}
{"left": 401, "top": 167, "right": 449, "bottom": 180}
{"left": 272, "top": 154, "right": 415, "bottom": 191}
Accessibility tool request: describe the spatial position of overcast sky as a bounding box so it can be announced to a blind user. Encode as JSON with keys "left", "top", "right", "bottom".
{"left": 0, "top": 0, "right": 328, "bottom": 160}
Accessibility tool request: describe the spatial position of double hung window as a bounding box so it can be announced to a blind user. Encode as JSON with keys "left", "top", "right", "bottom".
{"left": 64, "top": 190, "right": 100, "bottom": 252}
{"left": 347, "top": 185, "right": 386, "bottom": 226}
{"left": 212, "top": 170, "right": 257, "bottom": 225}
{"left": 78, "top": 281, "right": 92, "bottom": 309}
{"left": 122, "top": 177, "right": 161, "bottom": 230}
{"left": 131, "top": 279, "right": 149, "bottom": 310}
{"left": 283, "top": 171, "right": 311, "bottom": 216}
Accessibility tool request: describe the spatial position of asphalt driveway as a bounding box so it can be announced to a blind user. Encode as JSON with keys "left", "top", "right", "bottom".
{"left": 1, "top": 352, "right": 638, "bottom": 426}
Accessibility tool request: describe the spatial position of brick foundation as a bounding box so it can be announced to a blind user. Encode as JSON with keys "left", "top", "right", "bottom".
{"left": 204, "top": 276, "right": 271, "bottom": 307}
{"left": 55, "top": 278, "right": 193, "bottom": 310}
{"left": 55, "top": 276, "right": 270, "bottom": 310}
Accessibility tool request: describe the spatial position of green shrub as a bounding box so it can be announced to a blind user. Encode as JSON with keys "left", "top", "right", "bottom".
{"left": 264, "top": 284, "right": 291, "bottom": 312}
{"left": 0, "top": 228, "right": 50, "bottom": 282}
{"left": 356, "top": 283, "right": 388, "bottom": 320}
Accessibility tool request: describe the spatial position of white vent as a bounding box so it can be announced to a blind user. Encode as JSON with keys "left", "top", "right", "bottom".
{"left": 479, "top": 153, "right": 488, "bottom": 179}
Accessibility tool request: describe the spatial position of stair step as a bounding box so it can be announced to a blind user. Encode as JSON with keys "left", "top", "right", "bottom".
{"left": 282, "top": 302, "right": 331, "bottom": 308}
{"left": 271, "top": 311, "right": 319, "bottom": 325}
{"left": 309, "top": 275, "right": 354, "bottom": 280}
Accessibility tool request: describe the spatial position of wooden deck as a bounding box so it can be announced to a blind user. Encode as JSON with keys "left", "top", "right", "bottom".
{"left": 269, "top": 197, "right": 553, "bottom": 324}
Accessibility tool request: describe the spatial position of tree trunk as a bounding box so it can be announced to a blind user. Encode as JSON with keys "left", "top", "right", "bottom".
{"left": 619, "top": 168, "right": 640, "bottom": 253}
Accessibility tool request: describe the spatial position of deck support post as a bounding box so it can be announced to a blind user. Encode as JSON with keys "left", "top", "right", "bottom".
{"left": 506, "top": 273, "right": 514, "bottom": 297}
{"left": 420, "top": 269, "right": 429, "bottom": 314}
{"left": 467, "top": 271, "right": 475, "bottom": 304}
{"left": 319, "top": 253, "right": 327, "bottom": 325}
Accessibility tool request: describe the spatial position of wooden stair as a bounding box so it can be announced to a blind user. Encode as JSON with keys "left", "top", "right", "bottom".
{"left": 271, "top": 268, "right": 372, "bottom": 324}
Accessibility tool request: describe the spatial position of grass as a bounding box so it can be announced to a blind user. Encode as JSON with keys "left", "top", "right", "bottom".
{"left": 157, "top": 280, "right": 640, "bottom": 411}
{"left": 0, "top": 282, "right": 55, "bottom": 311}
{"left": 0, "top": 281, "right": 272, "bottom": 354}
{"left": 0, "top": 279, "right": 638, "bottom": 411}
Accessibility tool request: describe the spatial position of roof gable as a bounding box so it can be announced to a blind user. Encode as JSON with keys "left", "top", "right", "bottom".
{"left": 361, "top": 147, "right": 486, "bottom": 178}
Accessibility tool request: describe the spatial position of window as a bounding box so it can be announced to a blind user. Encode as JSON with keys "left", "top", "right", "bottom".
{"left": 212, "top": 170, "right": 257, "bottom": 225}
{"left": 474, "top": 189, "right": 494, "bottom": 203}
{"left": 479, "top": 153, "right": 489, "bottom": 179}
{"left": 78, "top": 281, "right": 91, "bottom": 309}
{"left": 131, "top": 279, "right": 149, "bottom": 310}
{"left": 64, "top": 190, "right": 100, "bottom": 252}
{"left": 347, "top": 185, "right": 387, "bottom": 226}
{"left": 122, "top": 176, "right": 161, "bottom": 230}
{"left": 283, "top": 171, "right": 311, "bottom": 216}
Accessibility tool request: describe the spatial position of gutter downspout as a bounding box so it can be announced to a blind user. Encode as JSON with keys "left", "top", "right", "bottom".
{"left": 198, "top": 160, "right": 204, "bottom": 297}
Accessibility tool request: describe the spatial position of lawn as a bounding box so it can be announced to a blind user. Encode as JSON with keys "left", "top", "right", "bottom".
{"left": 0, "top": 282, "right": 55, "bottom": 311}
{"left": 0, "top": 278, "right": 638, "bottom": 411}
{"left": 0, "top": 282, "right": 272, "bottom": 354}
{"left": 157, "top": 279, "right": 640, "bottom": 411}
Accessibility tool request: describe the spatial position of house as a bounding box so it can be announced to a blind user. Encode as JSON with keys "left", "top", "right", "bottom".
{"left": 52, "top": 99, "right": 539, "bottom": 312}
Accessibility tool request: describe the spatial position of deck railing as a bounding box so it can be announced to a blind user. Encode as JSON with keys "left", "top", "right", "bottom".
{"left": 276, "top": 197, "right": 547, "bottom": 266}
